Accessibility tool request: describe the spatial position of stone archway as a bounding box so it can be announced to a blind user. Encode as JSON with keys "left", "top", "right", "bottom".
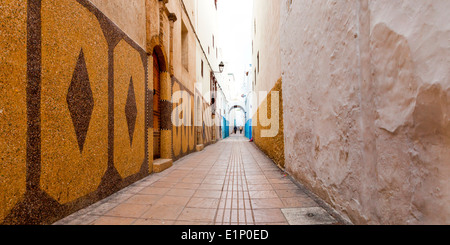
{"left": 145, "top": 0, "right": 177, "bottom": 172}
{"left": 228, "top": 104, "right": 247, "bottom": 136}
{"left": 228, "top": 105, "right": 246, "bottom": 114}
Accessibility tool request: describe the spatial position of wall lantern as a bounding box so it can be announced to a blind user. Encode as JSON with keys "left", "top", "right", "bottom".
{"left": 219, "top": 61, "right": 225, "bottom": 73}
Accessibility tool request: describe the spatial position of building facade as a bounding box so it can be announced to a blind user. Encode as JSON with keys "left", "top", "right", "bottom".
{"left": 193, "top": 0, "right": 227, "bottom": 144}
{"left": 251, "top": 0, "right": 285, "bottom": 168}
{"left": 0, "top": 0, "right": 225, "bottom": 225}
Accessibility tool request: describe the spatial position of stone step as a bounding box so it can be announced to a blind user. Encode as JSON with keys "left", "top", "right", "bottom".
{"left": 153, "top": 159, "right": 173, "bottom": 173}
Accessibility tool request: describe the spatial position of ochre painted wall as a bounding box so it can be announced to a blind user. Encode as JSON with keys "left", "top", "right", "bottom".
{"left": 39, "top": 0, "right": 109, "bottom": 204}
{"left": 0, "top": 0, "right": 149, "bottom": 224}
{"left": 113, "top": 40, "right": 146, "bottom": 179}
{"left": 0, "top": 0, "right": 28, "bottom": 224}
{"left": 253, "top": 78, "right": 285, "bottom": 169}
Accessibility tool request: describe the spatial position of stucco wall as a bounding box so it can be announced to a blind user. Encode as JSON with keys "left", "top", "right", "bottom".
{"left": 281, "top": 0, "right": 450, "bottom": 225}
{"left": 252, "top": 0, "right": 281, "bottom": 103}
{"left": 164, "top": 0, "right": 196, "bottom": 93}
{"left": 195, "top": 0, "right": 221, "bottom": 105}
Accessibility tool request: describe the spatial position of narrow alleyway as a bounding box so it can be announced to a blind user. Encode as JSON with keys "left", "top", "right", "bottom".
{"left": 53, "top": 135, "right": 339, "bottom": 225}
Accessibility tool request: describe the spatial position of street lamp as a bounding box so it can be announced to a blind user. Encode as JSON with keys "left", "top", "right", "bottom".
{"left": 219, "top": 61, "right": 225, "bottom": 73}
{"left": 214, "top": 61, "right": 225, "bottom": 74}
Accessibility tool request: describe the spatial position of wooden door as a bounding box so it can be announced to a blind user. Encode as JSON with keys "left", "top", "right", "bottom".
{"left": 153, "top": 53, "right": 161, "bottom": 159}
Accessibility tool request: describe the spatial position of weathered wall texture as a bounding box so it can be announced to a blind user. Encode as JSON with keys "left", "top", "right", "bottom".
{"left": 253, "top": 79, "right": 285, "bottom": 168}
{"left": 0, "top": 0, "right": 149, "bottom": 224}
{"left": 281, "top": 0, "right": 450, "bottom": 224}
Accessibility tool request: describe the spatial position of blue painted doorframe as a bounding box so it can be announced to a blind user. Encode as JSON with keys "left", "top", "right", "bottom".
{"left": 222, "top": 116, "right": 229, "bottom": 139}
{"left": 245, "top": 119, "right": 252, "bottom": 139}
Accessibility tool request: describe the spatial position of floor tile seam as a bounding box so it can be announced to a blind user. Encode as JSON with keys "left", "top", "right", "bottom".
{"left": 175, "top": 208, "right": 219, "bottom": 223}
{"left": 223, "top": 147, "right": 236, "bottom": 225}
{"left": 230, "top": 145, "right": 237, "bottom": 224}
{"left": 235, "top": 143, "right": 250, "bottom": 225}
{"left": 65, "top": 213, "right": 102, "bottom": 225}
{"left": 213, "top": 143, "right": 234, "bottom": 225}
{"left": 130, "top": 218, "right": 177, "bottom": 225}
{"left": 238, "top": 152, "right": 249, "bottom": 225}
{"left": 60, "top": 142, "right": 222, "bottom": 225}
{"left": 237, "top": 142, "right": 256, "bottom": 225}
{"left": 96, "top": 208, "right": 153, "bottom": 220}
{"left": 123, "top": 193, "right": 166, "bottom": 207}
{"left": 228, "top": 144, "right": 241, "bottom": 224}
{"left": 177, "top": 143, "right": 225, "bottom": 225}
{"left": 219, "top": 152, "right": 233, "bottom": 225}
{"left": 141, "top": 146, "right": 217, "bottom": 223}
{"left": 244, "top": 142, "right": 293, "bottom": 224}
{"left": 244, "top": 142, "right": 283, "bottom": 200}
{"left": 89, "top": 216, "right": 137, "bottom": 225}
{"left": 128, "top": 195, "right": 179, "bottom": 220}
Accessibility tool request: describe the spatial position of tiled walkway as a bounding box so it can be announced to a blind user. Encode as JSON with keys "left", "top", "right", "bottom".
{"left": 54, "top": 135, "right": 340, "bottom": 225}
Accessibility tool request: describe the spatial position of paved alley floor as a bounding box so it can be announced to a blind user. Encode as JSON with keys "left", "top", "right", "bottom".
{"left": 53, "top": 135, "right": 340, "bottom": 225}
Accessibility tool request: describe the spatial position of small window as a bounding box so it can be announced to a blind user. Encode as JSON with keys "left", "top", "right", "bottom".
{"left": 201, "top": 60, "right": 204, "bottom": 77}
{"left": 181, "top": 21, "right": 189, "bottom": 71}
{"left": 257, "top": 52, "right": 260, "bottom": 74}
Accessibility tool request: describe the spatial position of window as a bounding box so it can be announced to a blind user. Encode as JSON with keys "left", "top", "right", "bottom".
{"left": 201, "top": 60, "right": 204, "bottom": 77}
{"left": 257, "top": 52, "right": 260, "bottom": 74}
{"left": 181, "top": 21, "right": 189, "bottom": 71}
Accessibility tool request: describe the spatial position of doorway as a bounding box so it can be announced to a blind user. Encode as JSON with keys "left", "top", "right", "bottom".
{"left": 153, "top": 52, "right": 161, "bottom": 159}
{"left": 196, "top": 96, "right": 202, "bottom": 145}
